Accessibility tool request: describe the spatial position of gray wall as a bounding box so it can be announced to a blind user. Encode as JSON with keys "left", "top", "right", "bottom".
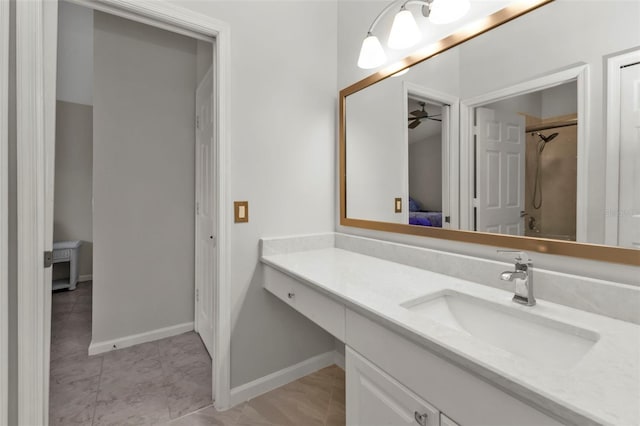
{"left": 92, "top": 12, "right": 197, "bottom": 343}
{"left": 409, "top": 135, "right": 443, "bottom": 212}
{"left": 53, "top": 100, "right": 93, "bottom": 279}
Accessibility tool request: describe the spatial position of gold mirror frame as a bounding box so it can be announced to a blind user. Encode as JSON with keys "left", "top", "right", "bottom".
{"left": 339, "top": 0, "right": 640, "bottom": 266}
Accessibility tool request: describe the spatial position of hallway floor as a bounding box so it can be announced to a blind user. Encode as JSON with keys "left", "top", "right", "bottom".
{"left": 50, "top": 282, "right": 212, "bottom": 425}
{"left": 49, "top": 281, "right": 346, "bottom": 426}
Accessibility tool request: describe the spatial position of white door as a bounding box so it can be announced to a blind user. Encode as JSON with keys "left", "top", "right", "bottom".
{"left": 346, "top": 348, "right": 439, "bottom": 426}
{"left": 618, "top": 63, "right": 640, "bottom": 248}
{"left": 475, "top": 107, "right": 525, "bottom": 235}
{"left": 195, "top": 67, "right": 215, "bottom": 356}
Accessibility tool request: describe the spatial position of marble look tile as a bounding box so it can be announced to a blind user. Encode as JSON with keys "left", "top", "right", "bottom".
{"left": 164, "top": 404, "right": 243, "bottom": 426}
{"left": 49, "top": 375, "right": 99, "bottom": 426}
{"left": 158, "top": 332, "right": 210, "bottom": 369}
{"left": 65, "top": 311, "right": 93, "bottom": 325}
{"left": 93, "top": 381, "right": 171, "bottom": 426}
{"left": 103, "top": 341, "right": 159, "bottom": 366}
{"left": 100, "top": 356, "right": 165, "bottom": 392}
{"left": 50, "top": 352, "right": 103, "bottom": 386}
{"left": 50, "top": 333, "right": 91, "bottom": 361}
{"left": 52, "top": 301, "right": 75, "bottom": 314}
{"left": 163, "top": 359, "right": 212, "bottom": 419}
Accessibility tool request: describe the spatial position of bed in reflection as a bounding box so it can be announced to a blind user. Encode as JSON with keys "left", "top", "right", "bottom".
{"left": 408, "top": 197, "right": 442, "bottom": 227}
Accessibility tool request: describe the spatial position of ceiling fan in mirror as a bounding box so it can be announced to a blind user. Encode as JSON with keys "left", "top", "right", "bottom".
{"left": 408, "top": 101, "right": 442, "bottom": 129}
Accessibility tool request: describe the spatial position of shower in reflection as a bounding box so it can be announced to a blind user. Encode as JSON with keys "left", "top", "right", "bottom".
{"left": 532, "top": 131, "right": 559, "bottom": 209}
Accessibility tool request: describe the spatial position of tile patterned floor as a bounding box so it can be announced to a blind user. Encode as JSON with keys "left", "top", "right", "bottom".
{"left": 49, "top": 282, "right": 212, "bottom": 425}
{"left": 49, "top": 281, "right": 346, "bottom": 426}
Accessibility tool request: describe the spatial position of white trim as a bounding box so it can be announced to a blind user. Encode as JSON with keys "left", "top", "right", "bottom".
{"left": 88, "top": 322, "right": 194, "bottom": 356}
{"left": 604, "top": 48, "right": 640, "bottom": 246}
{"left": 460, "top": 65, "right": 589, "bottom": 241}
{"left": 334, "top": 351, "right": 345, "bottom": 370}
{"left": 229, "top": 351, "right": 338, "bottom": 407}
{"left": 16, "top": 0, "right": 51, "bottom": 423}
{"left": 403, "top": 82, "right": 460, "bottom": 229}
{"left": 65, "top": 0, "right": 214, "bottom": 43}
{"left": 0, "top": 0, "right": 9, "bottom": 422}
{"left": 78, "top": 274, "right": 93, "bottom": 283}
{"left": 19, "top": 0, "right": 233, "bottom": 420}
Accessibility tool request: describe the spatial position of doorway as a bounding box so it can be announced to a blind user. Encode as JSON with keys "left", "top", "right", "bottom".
{"left": 49, "top": 3, "right": 216, "bottom": 423}
{"left": 15, "top": 1, "right": 231, "bottom": 423}
{"left": 460, "top": 65, "right": 588, "bottom": 242}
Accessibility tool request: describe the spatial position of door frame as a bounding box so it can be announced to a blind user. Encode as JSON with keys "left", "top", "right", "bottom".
{"left": 604, "top": 48, "right": 640, "bottom": 245}
{"left": 402, "top": 82, "right": 460, "bottom": 229}
{"left": 460, "top": 64, "right": 589, "bottom": 240}
{"left": 16, "top": 1, "right": 232, "bottom": 424}
{"left": 0, "top": 0, "right": 9, "bottom": 422}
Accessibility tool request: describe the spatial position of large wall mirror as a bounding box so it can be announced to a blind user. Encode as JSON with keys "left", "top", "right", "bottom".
{"left": 340, "top": 0, "right": 640, "bottom": 265}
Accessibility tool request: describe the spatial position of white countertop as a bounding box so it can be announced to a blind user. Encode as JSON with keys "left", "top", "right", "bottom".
{"left": 261, "top": 247, "right": 640, "bottom": 426}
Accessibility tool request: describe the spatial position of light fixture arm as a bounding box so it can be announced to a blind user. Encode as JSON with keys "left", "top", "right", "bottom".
{"left": 365, "top": 0, "right": 433, "bottom": 35}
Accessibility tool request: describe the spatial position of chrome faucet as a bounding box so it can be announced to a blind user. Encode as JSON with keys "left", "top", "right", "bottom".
{"left": 498, "top": 250, "right": 536, "bottom": 306}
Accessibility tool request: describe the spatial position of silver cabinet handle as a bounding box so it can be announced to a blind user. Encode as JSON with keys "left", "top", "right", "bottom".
{"left": 414, "top": 411, "right": 427, "bottom": 426}
{"left": 287, "top": 292, "right": 295, "bottom": 299}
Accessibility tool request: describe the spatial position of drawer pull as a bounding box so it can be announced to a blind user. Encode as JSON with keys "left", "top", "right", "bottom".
{"left": 287, "top": 292, "right": 295, "bottom": 299}
{"left": 414, "top": 411, "right": 428, "bottom": 426}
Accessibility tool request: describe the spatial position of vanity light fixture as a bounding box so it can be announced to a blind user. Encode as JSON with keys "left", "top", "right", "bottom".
{"left": 357, "top": 0, "right": 471, "bottom": 69}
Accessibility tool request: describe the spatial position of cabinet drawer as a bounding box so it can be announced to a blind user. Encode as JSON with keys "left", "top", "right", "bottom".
{"left": 264, "top": 265, "right": 345, "bottom": 340}
{"left": 346, "top": 309, "right": 562, "bottom": 426}
{"left": 53, "top": 249, "right": 70, "bottom": 261}
{"left": 347, "top": 347, "right": 439, "bottom": 426}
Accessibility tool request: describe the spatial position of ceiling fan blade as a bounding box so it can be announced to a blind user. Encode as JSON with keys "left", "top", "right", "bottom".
{"left": 410, "top": 109, "right": 423, "bottom": 117}
{"left": 408, "top": 119, "right": 421, "bottom": 129}
{"left": 426, "top": 117, "right": 442, "bottom": 122}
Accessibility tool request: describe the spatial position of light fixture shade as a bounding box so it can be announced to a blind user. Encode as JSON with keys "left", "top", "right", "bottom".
{"left": 387, "top": 9, "right": 421, "bottom": 49}
{"left": 357, "top": 35, "right": 386, "bottom": 69}
{"left": 428, "top": 0, "right": 470, "bottom": 25}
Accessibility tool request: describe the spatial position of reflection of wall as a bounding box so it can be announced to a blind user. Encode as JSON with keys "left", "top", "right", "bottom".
{"left": 346, "top": 77, "right": 406, "bottom": 223}
{"left": 53, "top": 101, "right": 93, "bottom": 278}
{"left": 346, "top": 47, "right": 460, "bottom": 224}
{"left": 524, "top": 122, "right": 577, "bottom": 240}
{"left": 409, "top": 135, "right": 442, "bottom": 212}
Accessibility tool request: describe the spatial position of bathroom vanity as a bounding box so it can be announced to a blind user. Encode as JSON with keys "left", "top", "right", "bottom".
{"left": 260, "top": 234, "right": 640, "bottom": 426}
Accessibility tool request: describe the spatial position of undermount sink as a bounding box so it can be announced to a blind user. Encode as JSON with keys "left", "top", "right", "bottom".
{"left": 401, "top": 290, "right": 599, "bottom": 369}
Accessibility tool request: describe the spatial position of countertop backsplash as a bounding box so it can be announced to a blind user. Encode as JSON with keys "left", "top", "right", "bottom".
{"left": 260, "top": 233, "right": 640, "bottom": 325}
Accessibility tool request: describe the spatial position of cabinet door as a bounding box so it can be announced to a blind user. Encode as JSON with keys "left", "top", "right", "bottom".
{"left": 346, "top": 348, "right": 439, "bottom": 426}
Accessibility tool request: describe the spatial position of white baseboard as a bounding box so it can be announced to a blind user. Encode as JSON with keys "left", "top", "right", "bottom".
{"left": 334, "top": 351, "right": 345, "bottom": 370}
{"left": 78, "top": 274, "right": 92, "bottom": 282}
{"left": 88, "top": 322, "right": 193, "bottom": 356}
{"left": 229, "top": 350, "right": 340, "bottom": 406}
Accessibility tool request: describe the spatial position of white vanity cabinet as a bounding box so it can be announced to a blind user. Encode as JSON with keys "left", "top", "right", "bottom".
{"left": 347, "top": 347, "right": 441, "bottom": 426}
{"left": 263, "top": 266, "right": 345, "bottom": 340}
{"left": 262, "top": 264, "right": 564, "bottom": 426}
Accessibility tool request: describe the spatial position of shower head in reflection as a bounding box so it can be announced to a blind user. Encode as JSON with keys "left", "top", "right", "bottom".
{"left": 534, "top": 132, "right": 559, "bottom": 143}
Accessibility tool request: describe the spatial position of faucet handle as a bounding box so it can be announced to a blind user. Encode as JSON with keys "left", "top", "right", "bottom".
{"left": 497, "top": 249, "right": 531, "bottom": 264}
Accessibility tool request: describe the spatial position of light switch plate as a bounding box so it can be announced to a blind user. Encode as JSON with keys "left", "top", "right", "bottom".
{"left": 394, "top": 197, "right": 402, "bottom": 213}
{"left": 234, "top": 201, "right": 249, "bottom": 223}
